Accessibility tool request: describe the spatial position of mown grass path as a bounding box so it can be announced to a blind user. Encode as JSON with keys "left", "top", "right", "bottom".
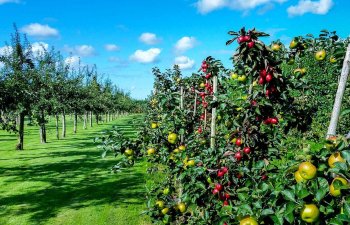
{"left": 0, "top": 115, "right": 150, "bottom": 225}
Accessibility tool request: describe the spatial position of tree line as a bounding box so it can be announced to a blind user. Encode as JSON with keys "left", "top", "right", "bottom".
{"left": 0, "top": 27, "right": 145, "bottom": 150}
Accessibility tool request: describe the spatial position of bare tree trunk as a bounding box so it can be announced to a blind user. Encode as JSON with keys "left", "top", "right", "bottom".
{"left": 327, "top": 44, "right": 350, "bottom": 137}
{"left": 39, "top": 111, "right": 47, "bottom": 143}
{"left": 108, "top": 111, "right": 110, "bottom": 122}
{"left": 96, "top": 113, "right": 99, "bottom": 125}
{"left": 83, "top": 111, "right": 87, "bottom": 130}
{"left": 89, "top": 111, "right": 93, "bottom": 127}
{"left": 62, "top": 110, "right": 66, "bottom": 138}
{"left": 73, "top": 111, "right": 77, "bottom": 134}
{"left": 16, "top": 112, "right": 25, "bottom": 150}
{"left": 55, "top": 114, "right": 59, "bottom": 140}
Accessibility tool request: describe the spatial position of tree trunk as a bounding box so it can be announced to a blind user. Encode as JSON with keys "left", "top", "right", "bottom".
{"left": 55, "top": 114, "right": 59, "bottom": 140}
{"left": 108, "top": 111, "right": 110, "bottom": 122}
{"left": 327, "top": 44, "right": 350, "bottom": 137}
{"left": 96, "top": 113, "right": 99, "bottom": 125}
{"left": 62, "top": 110, "right": 66, "bottom": 138}
{"left": 16, "top": 112, "right": 25, "bottom": 150}
{"left": 73, "top": 111, "right": 77, "bottom": 134}
{"left": 39, "top": 111, "right": 47, "bottom": 143}
{"left": 89, "top": 111, "right": 93, "bottom": 127}
{"left": 83, "top": 111, "right": 87, "bottom": 130}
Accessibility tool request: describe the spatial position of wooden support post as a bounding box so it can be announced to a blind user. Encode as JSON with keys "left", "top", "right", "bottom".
{"left": 210, "top": 75, "right": 218, "bottom": 150}
{"left": 193, "top": 92, "right": 197, "bottom": 117}
{"left": 327, "top": 44, "right": 350, "bottom": 137}
{"left": 180, "top": 86, "right": 184, "bottom": 143}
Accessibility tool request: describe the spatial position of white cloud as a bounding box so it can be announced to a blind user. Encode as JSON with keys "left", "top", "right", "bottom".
{"left": 104, "top": 44, "right": 120, "bottom": 51}
{"left": 196, "top": 0, "right": 226, "bottom": 14}
{"left": 75, "top": 45, "right": 95, "bottom": 57}
{"left": 174, "top": 36, "right": 197, "bottom": 53}
{"left": 287, "top": 0, "right": 333, "bottom": 16}
{"left": 20, "top": 23, "right": 59, "bottom": 38}
{"left": 139, "top": 32, "right": 161, "bottom": 45}
{"left": 0, "top": 46, "right": 13, "bottom": 56}
{"left": 31, "top": 42, "right": 49, "bottom": 56}
{"left": 64, "top": 55, "right": 81, "bottom": 68}
{"left": 195, "top": 0, "right": 287, "bottom": 14}
{"left": 64, "top": 45, "right": 96, "bottom": 57}
{"left": 0, "top": 0, "right": 20, "bottom": 5}
{"left": 130, "top": 48, "right": 161, "bottom": 63}
{"left": 174, "top": 56, "right": 195, "bottom": 70}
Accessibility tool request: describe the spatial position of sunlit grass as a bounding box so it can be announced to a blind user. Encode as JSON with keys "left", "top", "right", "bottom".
{"left": 0, "top": 114, "right": 151, "bottom": 225}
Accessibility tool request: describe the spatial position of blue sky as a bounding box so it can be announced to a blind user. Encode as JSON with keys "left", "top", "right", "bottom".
{"left": 0, "top": 0, "right": 348, "bottom": 99}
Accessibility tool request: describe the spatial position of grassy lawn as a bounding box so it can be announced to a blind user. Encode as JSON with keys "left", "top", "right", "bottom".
{"left": 0, "top": 114, "right": 151, "bottom": 225}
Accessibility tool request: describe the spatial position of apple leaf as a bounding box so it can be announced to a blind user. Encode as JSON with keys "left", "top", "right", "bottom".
{"left": 261, "top": 208, "right": 274, "bottom": 215}
{"left": 344, "top": 201, "right": 350, "bottom": 216}
{"left": 284, "top": 212, "right": 294, "bottom": 224}
{"left": 315, "top": 177, "right": 329, "bottom": 201}
{"left": 296, "top": 184, "right": 310, "bottom": 199}
{"left": 281, "top": 189, "right": 296, "bottom": 202}
{"left": 341, "top": 150, "right": 350, "bottom": 165}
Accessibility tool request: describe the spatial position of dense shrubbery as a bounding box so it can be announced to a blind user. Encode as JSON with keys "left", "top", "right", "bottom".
{"left": 98, "top": 27, "right": 350, "bottom": 224}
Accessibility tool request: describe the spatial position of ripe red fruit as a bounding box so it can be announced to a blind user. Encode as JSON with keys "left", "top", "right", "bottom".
{"left": 198, "top": 127, "right": 203, "bottom": 134}
{"left": 199, "top": 92, "right": 206, "bottom": 97}
{"left": 243, "top": 147, "right": 251, "bottom": 154}
{"left": 264, "top": 118, "right": 272, "bottom": 124}
{"left": 235, "top": 138, "right": 242, "bottom": 146}
{"left": 223, "top": 200, "right": 229, "bottom": 206}
{"left": 201, "top": 63, "right": 208, "bottom": 69}
{"left": 205, "top": 73, "right": 211, "bottom": 79}
{"left": 219, "top": 193, "right": 226, "bottom": 200}
{"left": 200, "top": 114, "right": 205, "bottom": 120}
{"left": 270, "top": 117, "right": 279, "bottom": 124}
{"left": 223, "top": 222, "right": 228, "bottom": 225}
{"left": 212, "top": 188, "right": 219, "bottom": 195}
{"left": 227, "top": 181, "right": 232, "bottom": 186}
{"left": 237, "top": 36, "right": 245, "bottom": 43}
{"left": 270, "top": 86, "right": 277, "bottom": 93}
{"left": 234, "top": 152, "right": 242, "bottom": 161}
{"left": 217, "top": 170, "right": 225, "bottom": 178}
{"left": 266, "top": 74, "right": 273, "bottom": 82}
{"left": 251, "top": 100, "right": 257, "bottom": 106}
{"left": 203, "top": 102, "right": 208, "bottom": 108}
{"left": 265, "top": 89, "right": 271, "bottom": 97}
{"left": 261, "top": 174, "right": 268, "bottom": 180}
{"left": 202, "top": 68, "right": 207, "bottom": 73}
{"left": 260, "top": 69, "right": 267, "bottom": 77}
{"left": 224, "top": 193, "right": 230, "bottom": 199}
{"left": 243, "top": 35, "right": 251, "bottom": 42}
{"left": 247, "top": 41, "right": 255, "bottom": 48}
{"left": 258, "top": 77, "right": 265, "bottom": 85}
{"left": 215, "top": 183, "right": 223, "bottom": 191}
{"left": 221, "top": 167, "right": 228, "bottom": 174}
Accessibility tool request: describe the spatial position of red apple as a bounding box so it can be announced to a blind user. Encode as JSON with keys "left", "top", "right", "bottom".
{"left": 248, "top": 41, "right": 255, "bottom": 48}
{"left": 215, "top": 183, "right": 223, "bottom": 191}
{"left": 234, "top": 152, "right": 242, "bottom": 161}
{"left": 260, "top": 69, "right": 267, "bottom": 77}
{"left": 243, "top": 147, "right": 251, "bottom": 154}
{"left": 266, "top": 73, "right": 273, "bottom": 82}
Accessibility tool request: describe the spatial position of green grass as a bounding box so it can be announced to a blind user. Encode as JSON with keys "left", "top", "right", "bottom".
{"left": 0, "top": 114, "right": 151, "bottom": 225}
